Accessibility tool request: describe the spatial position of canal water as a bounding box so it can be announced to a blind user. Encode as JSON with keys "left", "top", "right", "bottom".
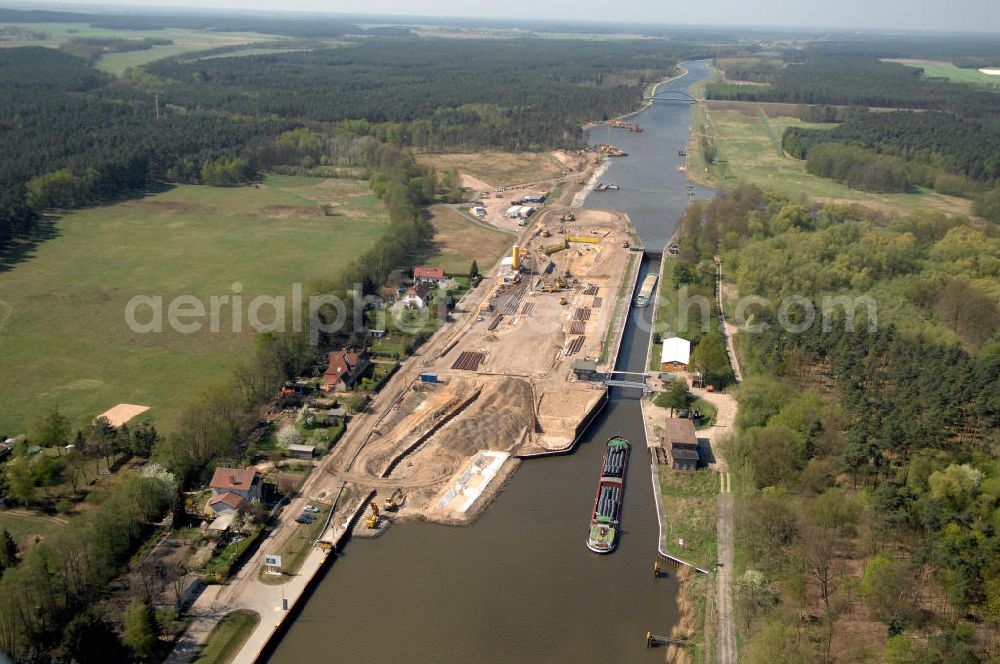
{"left": 265, "top": 60, "right": 713, "bottom": 664}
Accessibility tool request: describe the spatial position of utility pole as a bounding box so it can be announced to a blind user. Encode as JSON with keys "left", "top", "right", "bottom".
{"left": 154, "top": 94, "right": 160, "bottom": 120}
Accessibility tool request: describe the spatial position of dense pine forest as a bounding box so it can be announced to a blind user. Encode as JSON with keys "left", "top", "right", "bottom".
{"left": 677, "top": 186, "right": 1000, "bottom": 662}
{"left": 144, "top": 39, "right": 688, "bottom": 149}
{"left": 782, "top": 111, "right": 1000, "bottom": 181}
{"left": 0, "top": 48, "right": 295, "bottom": 247}
{"left": 708, "top": 56, "right": 1000, "bottom": 119}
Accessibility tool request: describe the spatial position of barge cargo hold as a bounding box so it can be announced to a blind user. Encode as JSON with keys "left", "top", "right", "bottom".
{"left": 586, "top": 436, "right": 630, "bottom": 554}
{"left": 634, "top": 274, "right": 657, "bottom": 308}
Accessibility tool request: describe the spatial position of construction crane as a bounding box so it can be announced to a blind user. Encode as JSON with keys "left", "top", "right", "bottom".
{"left": 365, "top": 502, "right": 380, "bottom": 529}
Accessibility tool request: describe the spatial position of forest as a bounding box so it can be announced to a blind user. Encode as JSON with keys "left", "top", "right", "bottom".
{"left": 708, "top": 56, "right": 1000, "bottom": 120}
{"left": 782, "top": 111, "right": 1000, "bottom": 182}
{"left": 0, "top": 6, "right": 363, "bottom": 39}
{"left": 679, "top": 185, "right": 1000, "bottom": 662}
{"left": 144, "top": 38, "right": 688, "bottom": 150}
{"left": 0, "top": 47, "right": 295, "bottom": 248}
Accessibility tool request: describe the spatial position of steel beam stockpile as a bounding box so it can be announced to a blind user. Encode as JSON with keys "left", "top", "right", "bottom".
{"left": 574, "top": 308, "right": 591, "bottom": 322}
{"left": 597, "top": 484, "right": 621, "bottom": 519}
{"left": 452, "top": 351, "right": 485, "bottom": 371}
{"left": 487, "top": 315, "right": 503, "bottom": 331}
{"left": 569, "top": 320, "right": 586, "bottom": 335}
{"left": 592, "top": 297, "right": 603, "bottom": 308}
{"left": 566, "top": 336, "right": 585, "bottom": 355}
{"left": 499, "top": 282, "right": 528, "bottom": 316}
{"left": 520, "top": 302, "right": 535, "bottom": 316}
{"left": 602, "top": 446, "right": 626, "bottom": 478}
{"left": 583, "top": 284, "right": 599, "bottom": 296}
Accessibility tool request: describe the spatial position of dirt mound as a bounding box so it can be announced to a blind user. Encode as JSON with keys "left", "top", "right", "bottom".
{"left": 436, "top": 377, "right": 533, "bottom": 456}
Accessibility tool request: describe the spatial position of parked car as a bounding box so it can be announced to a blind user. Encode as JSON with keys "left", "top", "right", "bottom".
{"left": 303, "top": 504, "right": 320, "bottom": 513}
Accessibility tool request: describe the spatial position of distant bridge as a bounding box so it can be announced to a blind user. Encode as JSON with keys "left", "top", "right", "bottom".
{"left": 645, "top": 90, "right": 696, "bottom": 103}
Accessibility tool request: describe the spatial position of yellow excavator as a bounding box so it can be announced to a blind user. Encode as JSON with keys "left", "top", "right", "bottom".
{"left": 365, "top": 502, "right": 380, "bottom": 529}
{"left": 383, "top": 489, "right": 402, "bottom": 512}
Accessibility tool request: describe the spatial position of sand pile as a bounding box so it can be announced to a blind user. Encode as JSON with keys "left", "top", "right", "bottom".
{"left": 435, "top": 377, "right": 534, "bottom": 456}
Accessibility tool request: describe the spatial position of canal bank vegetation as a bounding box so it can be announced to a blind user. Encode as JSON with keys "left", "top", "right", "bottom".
{"left": 194, "top": 610, "right": 260, "bottom": 664}
{"left": 682, "top": 184, "right": 1000, "bottom": 662}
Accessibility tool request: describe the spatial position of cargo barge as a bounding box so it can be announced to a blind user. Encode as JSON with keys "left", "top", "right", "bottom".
{"left": 586, "top": 436, "right": 630, "bottom": 554}
{"left": 634, "top": 274, "right": 657, "bottom": 308}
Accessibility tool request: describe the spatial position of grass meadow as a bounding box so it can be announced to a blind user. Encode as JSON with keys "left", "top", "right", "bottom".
{"left": 0, "top": 22, "right": 283, "bottom": 75}
{"left": 689, "top": 104, "right": 973, "bottom": 216}
{"left": 0, "top": 176, "right": 388, "bottom": 434}
{"left": 424, "top": 205, "right": 512, "bottom": 274}
{"left": 884, "top": 59, "right": 1000, "bottom": 89}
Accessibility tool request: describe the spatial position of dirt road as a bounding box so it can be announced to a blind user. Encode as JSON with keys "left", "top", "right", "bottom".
{"left": 712, "top": 256, "right": 739, "bottom": 664}
{"left": 716, "top": 492, "right": 736, "bottom": 664}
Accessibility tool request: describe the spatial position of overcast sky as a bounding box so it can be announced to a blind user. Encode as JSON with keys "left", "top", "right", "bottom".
{"left": 25, "top": 0, "right": 1000, "bottom": 32}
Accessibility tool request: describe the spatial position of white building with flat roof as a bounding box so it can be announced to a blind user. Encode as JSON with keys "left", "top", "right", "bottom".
{"left": 660, "top": 337, "right": 691, "bottom": 372}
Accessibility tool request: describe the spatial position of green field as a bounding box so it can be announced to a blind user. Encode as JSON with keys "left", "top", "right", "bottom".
{"left": 0, "top": 22, "right": 281, "bottom": 75}
{"left": 690, "top": 104, "right": 973, "bottom": 216}
{"left": 424, "top": 205, "right": 512, "bottom": 274}
{"left": 658, "top": 468, "right": 718, "bottom": 570}
{"left": 0, "top": 510, "right": 65, "bottom": 552}
{"left": 885, "top": 59, "right": 1000, "bottom": 89}
{"left": 0, "top": 176, "right": 389, "bottom": 435}
{"left": 195, "top": 609, "right": 260, "bottom": 664}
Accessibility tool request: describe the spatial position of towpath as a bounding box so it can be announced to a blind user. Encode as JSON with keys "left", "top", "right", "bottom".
{"left": 713, "top": 255, "right": 739, "bottom": 664}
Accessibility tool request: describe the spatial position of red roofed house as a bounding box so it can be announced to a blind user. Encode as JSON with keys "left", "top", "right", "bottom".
{"left": 321, "top": 348, "right": 371, "bottom": 392}
{"left": 207, "top": 467, "right": 262, "bottom": 514}
{"left": 413, "top": 266, "right": 445, "bottom": 283}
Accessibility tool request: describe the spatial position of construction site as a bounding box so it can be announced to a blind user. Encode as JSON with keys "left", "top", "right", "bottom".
{"left": 331, "top": 205, "right": 641, "bottom": 527}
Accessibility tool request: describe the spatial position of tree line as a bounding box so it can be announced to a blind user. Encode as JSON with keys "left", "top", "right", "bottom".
{"left": 801, "top": 143, "right": 930, "bottom": 194}
{"left": 782, "top": 110, "right": 1000, "bottom": 182}
{"left": 143, "top": 38, "right": 685, "bottom": 151}
{"left": 0, "top": 466, "right": 177, "bottom": 657}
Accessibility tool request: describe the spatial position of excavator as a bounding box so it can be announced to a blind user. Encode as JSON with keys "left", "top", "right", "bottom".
{"left": 365, "top": 502, "right": 380, "bottom": 529}
{"left": 383, "top": 489, "right": 402, "bottom": 512}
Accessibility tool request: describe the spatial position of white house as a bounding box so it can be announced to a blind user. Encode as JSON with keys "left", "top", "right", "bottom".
{"left": 660, "top": 337, "right": 691, "bottom": 372}
{"left": 400, "top": 282, "right": 434, "bottom": 308}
